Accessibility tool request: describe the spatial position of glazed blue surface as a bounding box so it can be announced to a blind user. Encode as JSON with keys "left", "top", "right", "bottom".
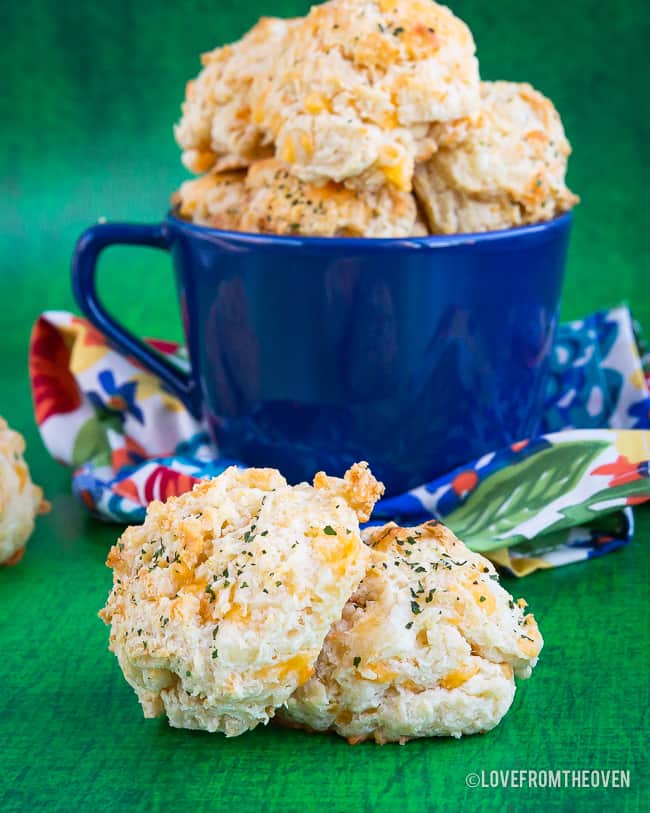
{"left": 72, "top": 213, "right": 572, "bottom": 494}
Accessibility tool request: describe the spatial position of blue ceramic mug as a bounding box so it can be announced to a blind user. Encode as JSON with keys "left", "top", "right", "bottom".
{"left": 72, "top": 213, "right": 572, "bottom": 494}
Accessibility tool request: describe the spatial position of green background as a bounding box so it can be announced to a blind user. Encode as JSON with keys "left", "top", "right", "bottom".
{"left": 1, "top": 1, "right": 648, "bottom": 811}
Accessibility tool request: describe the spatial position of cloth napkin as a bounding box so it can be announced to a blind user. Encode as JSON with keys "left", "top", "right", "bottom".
{"left": 29, "top": 305, "right": 650, "bottom": 576}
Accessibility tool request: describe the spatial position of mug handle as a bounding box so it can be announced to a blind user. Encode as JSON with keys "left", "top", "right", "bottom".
{"left": 71, "top": 222, "right": 201, "bottom": 417}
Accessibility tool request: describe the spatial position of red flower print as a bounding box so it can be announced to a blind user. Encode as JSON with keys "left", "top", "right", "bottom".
{"left": 114, "top": 478, "right": 140, "bottom": 502}
{"left": 511, "top": 440, "right": 529, "bottom": 452}
{"left": 592, "top": 455, "right": 643, "bottom": 487}
{"left": 452, "top": 470, "right": 479, "bottom": 497}
{"left": 70, "top": 316, "right": 109, "bottom": 350}
{"left": 29, "top": 317, "right": 83, "bottom": 424}
{"left": 131, "top": 466, "right": 200, "bottom": 504}
{"left": 112, "top": 436, "right": 149, "bottom": 471}
{"left": 148, "top": 338, "right": 181, "bottom": 355}
{"left": 79, "top": 489, "right": 97, "bottom": 511}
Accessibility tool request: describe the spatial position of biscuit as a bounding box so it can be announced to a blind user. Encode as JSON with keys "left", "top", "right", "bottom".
{"left": 174, "top": 159, "right": 427, "bottom": 237}
{"left": 100, "top": 463, "right": 384, "bottom": 736}
{"left": 175, "top": 17, "right": 297, "bottom": 173}
{"left": 281, "top": 521, "right": 542, "bottom": 743}
{"left": 173, "top": 171, "right": 247, "bottom": 230}
{"left": 0, "top": 418, "right": 47, "bottom": 566}
{"left": 242, "top": 159, "right": 425, "bottom": 237}
{"left": 414, "top": 81, "right": 579, "bottom": 233}
{"left": 251, "top": 0, "right": 480, "bottom": 190}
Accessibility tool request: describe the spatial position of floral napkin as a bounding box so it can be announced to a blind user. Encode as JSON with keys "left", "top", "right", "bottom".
{"left": 30, "top": 305, "right": 650, "bottom": 576}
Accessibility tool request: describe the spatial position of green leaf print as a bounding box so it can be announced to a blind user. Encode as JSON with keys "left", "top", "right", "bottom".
{"left": 555, "top": 478, "right": 650, "bottom": 528}
{"left": 72, "top": 417, "right": 113, "bottom": 468}
{"left": 445, "top": 441, "right": 610, "bottom": 552}
{"left": 500, "top": 510, "right": 629, "bottom": 560}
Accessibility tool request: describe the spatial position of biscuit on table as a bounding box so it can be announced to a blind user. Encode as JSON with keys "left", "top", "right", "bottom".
{"left": 100, "top": 463, "right": 384, "bottom": 736}
{"left": 280, "top": 520, "right": 543, "bottom": 743}
{"left": 414, "top": 81, "right": 579, "bottom": 234}
{"left": 0, "top": 418, "right": 47, "bottom": 567}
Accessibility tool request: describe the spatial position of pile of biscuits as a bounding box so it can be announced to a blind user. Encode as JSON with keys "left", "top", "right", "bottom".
{"left": 100, "top": 462, "right": 543, "bottom": 743}
{"left": 173, "top": 0, "right": 578, "bottom": 237}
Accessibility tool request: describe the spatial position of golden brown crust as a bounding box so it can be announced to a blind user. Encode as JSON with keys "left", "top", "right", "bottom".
{"left": 173, "top": 159, "right": 424, "bottom": 237}
{"left": 314, "top": 461, "right": 386, "bottom": 523}
{"left": 2, "top": 547, "right": 26, "bottom": 567}
{"left": 414, "top": 81, "right": 579, "bottom": 233}
{"left": 173, "top": 171, "right": 248, "bottom": 230}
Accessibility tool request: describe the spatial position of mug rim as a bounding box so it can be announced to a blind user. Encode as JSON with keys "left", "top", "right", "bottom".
{"left": 166, "top": 208, "right": 572, "bottom": 251}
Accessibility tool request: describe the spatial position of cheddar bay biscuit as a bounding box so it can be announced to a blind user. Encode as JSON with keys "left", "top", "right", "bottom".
{"left": 175, "top": 17, "right": 297, "bottom": 174}
{"left": 0, "top": 418, "right": 47, "bottom": 566}
{"left": 251, "top": 0, "right": 480, "bottom": 190}
{"left": 242, "top": 159, "right": 425, "bottom": 236}
{"left": 173, "top": 170, "right": 247, "bottom": 230}
{"left": 100, "top": 463, "right": 383, "bottom": 736}
{"left": 281, "top": 520, "right": 542, "bottom": 743}
{"left": 174, "top": 159, "right": 427, "bottom": 237}
{"left": 414, "top": 81, "right": 579, "bottom": 233}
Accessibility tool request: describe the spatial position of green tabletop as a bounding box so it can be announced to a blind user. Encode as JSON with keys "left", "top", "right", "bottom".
{"left": 2, "top": 1, "right": 648, "bottom": 811}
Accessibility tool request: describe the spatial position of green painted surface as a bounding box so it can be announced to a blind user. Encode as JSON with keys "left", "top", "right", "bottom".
{"left": 1, "top": 1, "right": 648, "bottom": 811}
